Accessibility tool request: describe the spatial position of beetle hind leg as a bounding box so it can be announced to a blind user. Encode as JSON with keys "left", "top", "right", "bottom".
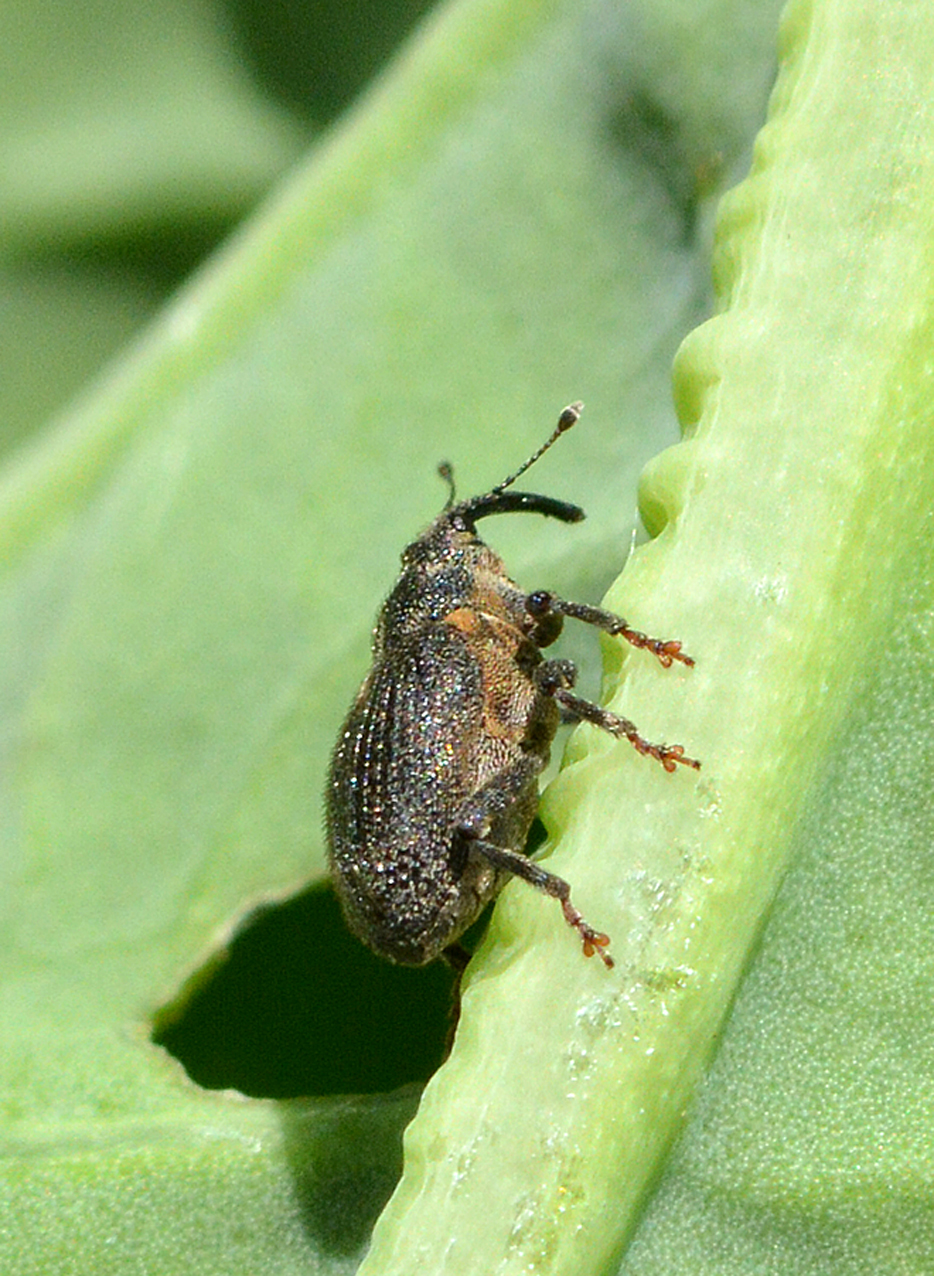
{"left": 467, "top": 838, "right": 613, "bottom": 969}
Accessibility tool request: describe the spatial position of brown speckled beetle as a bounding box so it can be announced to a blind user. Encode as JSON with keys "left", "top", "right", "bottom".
{"left": 326, "top": 404, "right": 698, "bottom": 971}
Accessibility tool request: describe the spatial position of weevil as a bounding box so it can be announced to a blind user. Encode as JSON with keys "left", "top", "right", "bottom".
{"left": 325, "top": 404, "right": 699, "bottom": 971}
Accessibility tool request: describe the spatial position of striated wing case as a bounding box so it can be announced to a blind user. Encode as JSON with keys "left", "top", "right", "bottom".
{"left": 326, "top": 623, "right": 490, "bottom": 962}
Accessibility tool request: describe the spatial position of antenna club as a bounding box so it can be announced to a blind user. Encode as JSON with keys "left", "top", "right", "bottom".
{"left": 490, "top": 400, "right": 585, "bottom": 495}
{"left": 558, "top": 401, "right": 583, "bottom": 432}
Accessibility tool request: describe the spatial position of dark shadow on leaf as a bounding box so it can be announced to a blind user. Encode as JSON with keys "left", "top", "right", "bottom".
{"left": 226, "top": 0, "right": 438, "bottom": 121}
{"left": 606, "top": 91, "right": 711, "bottom": 244}
{"left": 279, "top": 1087, "right": 421, "bottom": 1258}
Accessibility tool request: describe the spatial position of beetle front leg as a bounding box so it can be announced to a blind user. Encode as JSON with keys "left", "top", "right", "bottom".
{"left": 525, "top": 590, "right": 694, "bottom": 667}
{"left": 536, "top": 660, "right": 701, "bottom": 773}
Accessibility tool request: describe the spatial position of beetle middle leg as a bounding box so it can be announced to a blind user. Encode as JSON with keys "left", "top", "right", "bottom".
{"left": 536, "top": 659, "right": 701, "bottom": 774}
{"left": 525, "top": 590, "right": 694, "bottom": 667}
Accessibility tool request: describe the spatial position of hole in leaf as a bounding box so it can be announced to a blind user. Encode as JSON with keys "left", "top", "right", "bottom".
{"left": 153, "top": 884, "right": 461, "bottom": 1097}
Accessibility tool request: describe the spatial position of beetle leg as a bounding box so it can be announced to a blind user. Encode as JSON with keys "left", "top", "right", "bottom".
{"left": 536, "top": 660, "right": 701, "bottom": 773}
{"left": 525, "top": 591, "right": 693, "bottom": 667}
{"left": 443, "top": 943, "right": 471, "bottom": 972}
{"left": 466, "top": 837, "right": 613, "bottom": 968}
{"left": 440, "top": 942, "right": 472, "bottom": 1055}
{"left": 453, "top": 752, "right": 543, "bottom": 841}
{"left": 453, "top": 755, "right": 613, "bottom": 967}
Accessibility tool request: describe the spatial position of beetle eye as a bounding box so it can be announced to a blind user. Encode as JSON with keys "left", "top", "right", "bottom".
{"left": 526, "top": 590, "right": 553, "bottom": 617}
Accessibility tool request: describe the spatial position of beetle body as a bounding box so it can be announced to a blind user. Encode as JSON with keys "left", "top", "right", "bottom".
{"left": 326, "top": 405, "right": 698, "bottom": 968}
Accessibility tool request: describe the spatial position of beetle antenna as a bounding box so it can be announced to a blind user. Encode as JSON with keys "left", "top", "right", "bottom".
{"left": 491, "top": 402, "right": 582, "bottom": 495}
{"left": 437, "top": 461, "right": 456, "bottom": 508}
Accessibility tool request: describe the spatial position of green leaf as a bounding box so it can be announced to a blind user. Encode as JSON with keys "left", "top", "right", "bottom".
{"left": 361, "top": 2, "right": 934, "bottom": 1274}
{"left": 4, "top": 0, "right": 879, "bottom": 1271}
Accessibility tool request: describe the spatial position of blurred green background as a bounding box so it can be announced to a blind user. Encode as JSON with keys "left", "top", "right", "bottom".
{"left": 8, "top": 3, "right": 934, "bottom": 1275}
{"left": 0, "top": 0, "right": 440, "bottom": 460}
